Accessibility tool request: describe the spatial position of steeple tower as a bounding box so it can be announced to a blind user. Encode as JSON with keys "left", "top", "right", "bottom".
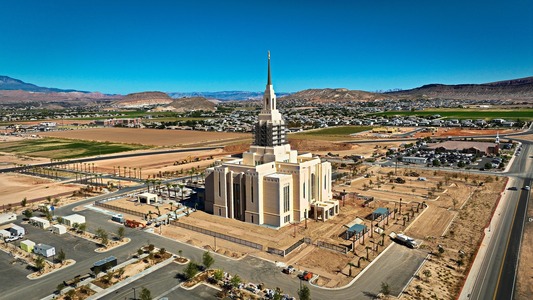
{"left": 254, "top": 51, "right": 287, "bottom": 147}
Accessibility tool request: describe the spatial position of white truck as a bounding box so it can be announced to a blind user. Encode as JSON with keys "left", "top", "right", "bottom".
{"left": 390, "top": 232, "right": 418, "bottom": 248}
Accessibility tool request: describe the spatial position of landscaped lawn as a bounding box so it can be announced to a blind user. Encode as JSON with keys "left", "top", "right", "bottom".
{"left": 0, "top": 138, "right": 149, "bottom": 159}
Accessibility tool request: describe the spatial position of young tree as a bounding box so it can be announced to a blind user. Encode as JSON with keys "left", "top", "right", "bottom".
{"left": 117, "top": 227, "right": 125, "bottom": 241}
{"left": 34, "top": 256, "right": 46, "bottom": 273}
{"left": 202, "top": 251, "right": 215, "bottom": 269}
{"left": 23, "top": 209, "right": 33, "bottom": 219}
{"left": 21, "top": 197, "right": 27, "bottom": 207}
{"left": 95, "top": 228, "right": 109, "bottom": 246}
{"left": 213, "top": 269, "right": 224, "bottom": 281}
{"left": 137, "top": 248, "right": 144, "bottom": 256}
{"left": 178, "top": 249, "right": 183, "bottom": 258}
{"left": 56, "top": 248, "right": 66, "bottom": 265}
{"left": 230, "top": 274, "right": 241, "bottom": 288}
{"left": 380, "top": 282, "right": 391, "bottom": 298}
{"left": 78, "top": 222, "right": 87, "bottom": 233}
{"left": 140, "top": 287, "right": 152, "bottom": 300}
{"left": 184, "top": 262, "right": 199, "bottom": 280}
{"left": 298, "top": 284, "right": 311, "bottom": 300}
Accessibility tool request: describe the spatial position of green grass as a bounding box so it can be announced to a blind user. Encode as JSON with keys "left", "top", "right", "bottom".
{"left": 290, "top": 126, "right": 372, "bottom": 141}
{"left": 296, "top": 126, "right": 373, "bottom": 136}
{"left": 0, "top": 138, "right": 149, "bottom": 159}
{"left": 372, "top": 109, "right": 533, "bottom": 120}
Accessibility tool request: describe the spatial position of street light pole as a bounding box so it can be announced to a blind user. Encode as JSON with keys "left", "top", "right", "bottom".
{"left": 132, "top": 287, "right": 136, "bottom": 300}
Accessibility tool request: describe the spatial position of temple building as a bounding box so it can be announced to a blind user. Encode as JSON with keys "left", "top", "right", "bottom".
{"left": 204, "top": 52, "right": 339, "bottom": 228}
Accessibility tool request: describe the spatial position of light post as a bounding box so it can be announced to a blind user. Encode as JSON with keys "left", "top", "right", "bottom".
{"left": 132, "top": 287, "right": 136, "bottom": 300}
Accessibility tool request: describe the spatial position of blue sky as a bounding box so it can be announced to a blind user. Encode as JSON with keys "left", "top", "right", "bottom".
{"left": 1, "top": 0, "right": 532, "bottom": 94}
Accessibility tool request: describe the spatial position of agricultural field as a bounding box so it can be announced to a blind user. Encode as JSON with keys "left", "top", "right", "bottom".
{"left": 372, "top": 109, "right": 533, "bottom": 120}
{"left": 0, "top": 137, "right": 148, "bottom": 159}
{"left": 40, "top": 127, "right": 250, "bottom": 148}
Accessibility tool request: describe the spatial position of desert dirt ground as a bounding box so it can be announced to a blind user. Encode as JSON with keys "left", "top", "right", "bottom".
{"left": 413, "top": 128, "right": 516, "bottom": 138}
{"left": 0, "top": 127, "right": 517, "bottom": 295}
{"left": 0, "top": 150, "right": 49, "bottom": 169}
{"left": 103, "top": 165, "right": 492, "bottom": 290}
{"left": 39, "top": 127, "right": 251, "bottom": 147}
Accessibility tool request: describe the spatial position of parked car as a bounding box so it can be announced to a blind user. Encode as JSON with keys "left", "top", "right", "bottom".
{"left": 299, "top": 271, "right": 313, "bottom": 281}
{"left": 524, "top": 186, "right": 531, "bottom": 191}
{"left": 282, "top": 265, "right": 295, "bottom": 274}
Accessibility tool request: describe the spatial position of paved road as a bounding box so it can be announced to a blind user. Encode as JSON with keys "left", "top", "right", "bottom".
{"left": 98, "top": 263, "right": 217, "bottom": 300}
{"left": 464, "top": 141, "right": 532, "bottom": 300}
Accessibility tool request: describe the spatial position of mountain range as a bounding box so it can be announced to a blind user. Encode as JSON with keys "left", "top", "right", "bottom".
{"left": 1, "top": 75, "right": 532, "bottom": 107}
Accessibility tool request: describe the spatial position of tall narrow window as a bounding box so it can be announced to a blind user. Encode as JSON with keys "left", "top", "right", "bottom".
{"left": 303, "top": 182, "right": 306, "bottom": 199}
{"left": 311, "top": 174, "right": 316, "bottom": 199}
{"left": 251, "top": 184, "right": 254, "bottom": 203}
{"left": 283, "top": 185, "right": 290, "bottom": 213}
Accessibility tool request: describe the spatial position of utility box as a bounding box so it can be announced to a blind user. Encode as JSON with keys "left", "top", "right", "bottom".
{"left": 20, "top": 240, "right": 36, "bottom": 253}
{"left": 34, "top": 243, "right": 56, "bottom": 257}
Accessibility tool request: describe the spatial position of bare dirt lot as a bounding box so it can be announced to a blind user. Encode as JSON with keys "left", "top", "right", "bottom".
{"left": 0, "top": 173, "right": 81, "bottom": 207}
{"left": 40, "top": 127, "right": 251, "bottom": 147}
{"left": 102, "top": 165, "right": 497, "bottom": 291}
{"left": 414, "top": 128, "right": 516, "bottom": 138}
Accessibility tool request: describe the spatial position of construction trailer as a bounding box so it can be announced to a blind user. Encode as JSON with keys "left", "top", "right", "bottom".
{"left": 29, "top": 217, "right": 51, "bottom": 229}
{"left": 9, "top": 224, "right": 25, "bottom": 236}
{"left": 0, "top": 212, "right": 17, "bottom": 224}
{"left": 62, "top": 214, "right": 86, "bottom": 227}
{"left": 20, "top": 240, "right": 36, "bottom": 253}
{"left": 51, "top": 224, "right": 67, "bottom": 235}
{"left": 91, "top": 256, "right": 117, "bottom": 275}
{"left": 34, "top": 243, "right": 56, "bottom": 257}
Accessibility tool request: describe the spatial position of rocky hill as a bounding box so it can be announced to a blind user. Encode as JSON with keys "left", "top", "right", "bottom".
{"left": 168, "top": 97, "right": 216, "bottom": 112}
{"left": 280, "top": 88, "right": 388, "bottom": 103}
{"left": 386, "top": 76, "right": 533, "bottom": 101}
{"left": 114, "top": 91, "right": 173, "bottom": 108}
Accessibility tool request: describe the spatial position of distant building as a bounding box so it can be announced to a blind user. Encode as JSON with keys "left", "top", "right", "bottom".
{"left": 402, "top": 157, "right": 428, "bottom": 164}
{"left": 205, "top": 53, "right": 339, "bottom": 228}
{"left": 94, "top": 118, "right": 142, "bottom": 127}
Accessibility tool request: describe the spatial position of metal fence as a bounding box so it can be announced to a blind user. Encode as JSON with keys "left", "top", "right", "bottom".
{"left": 94, "top": 202, "right": 145, "bottom": 218}
{"left": 267, "top": 247, "right": 285, "bottom": 256}
{"left": 170, "top": 221, "right": 263, "bottom": 251}
{"left": 284, "top": 238, "right": 306, "bottom": 256}
{"left": 268, "top": 237, "right": 308, "bottom": 257}
{"left": 317, "top": 240, "right": 348, "bottom": 254}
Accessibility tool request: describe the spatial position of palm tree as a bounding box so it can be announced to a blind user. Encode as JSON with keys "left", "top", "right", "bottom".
{"left": 172, "top": 184, "right": 178, "bottom": 199}
{"left": 365, "top": 246, "right": 371, "bottom": 260}
{"left": 166, "top": 183, "right": 171, "bottom": 199}
{"left": 347, "top": 262, "right": 356, "bottom": 277}
{"left": 139, "top": 167, "right": 142, "bottom": 179}
{"left": 179, "top": 183, "right": 185, "bottom": 202}
{"left": 145, "top": 180, "right": 150, "bottom": 192}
